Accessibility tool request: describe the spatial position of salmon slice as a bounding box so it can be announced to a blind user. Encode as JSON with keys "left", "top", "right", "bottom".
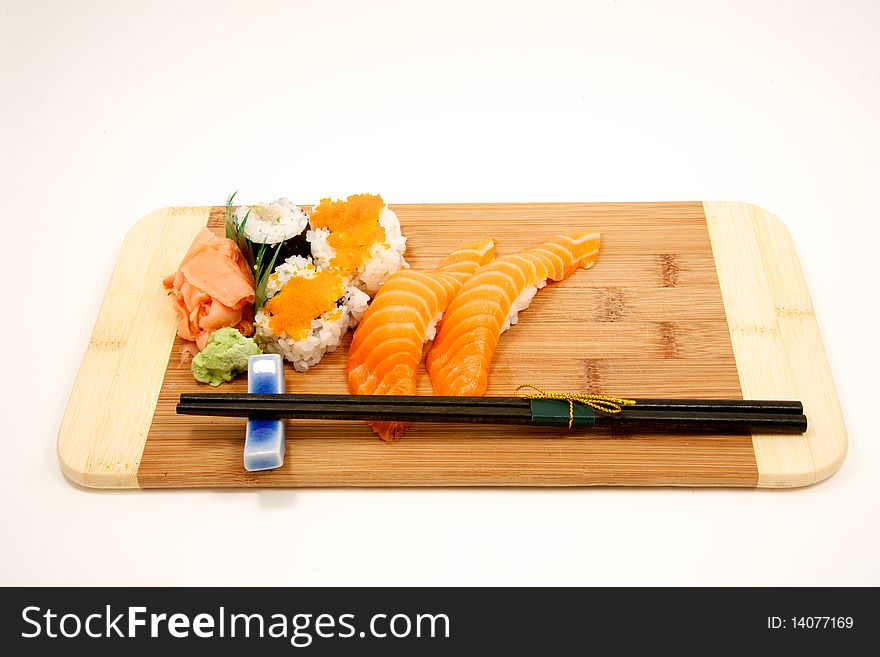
{"left": 426, "top": 230, "right": 601, "bottom": 396}
{"left": 347, "top": 239, "right": 496, "bottom": 440}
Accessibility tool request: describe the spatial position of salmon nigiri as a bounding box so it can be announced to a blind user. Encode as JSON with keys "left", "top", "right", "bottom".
{"left": 347, "top": 238, "right": 496, "bottom": 440}
{"left": 426, "top": 230, "right": 601, "bottom": 396}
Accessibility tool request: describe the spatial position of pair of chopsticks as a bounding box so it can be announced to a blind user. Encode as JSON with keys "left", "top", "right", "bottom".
{"left": 176, "top": 394, "right": 807, "bottom": 434}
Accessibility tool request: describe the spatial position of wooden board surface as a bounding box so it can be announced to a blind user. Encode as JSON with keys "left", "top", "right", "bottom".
{"left": 57, "top": 202, "right": 846, "bottom": 488}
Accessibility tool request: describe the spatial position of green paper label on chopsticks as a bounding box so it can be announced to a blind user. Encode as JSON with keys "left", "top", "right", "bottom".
{"left": 529, "top": 399, "right": 596, "bottom": 428}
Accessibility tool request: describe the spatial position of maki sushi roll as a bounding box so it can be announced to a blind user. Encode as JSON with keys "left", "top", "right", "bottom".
{"left": 242, "top": 191, "right": 409, "bottom": 371}
{"left": 254, "top": 256, "right": 370, "bottom": 372}
{"left": 232, "top": 197, "right": 310, "bottom": 265}
{"left": 307, "top": 193, "right": 408, "bottom": 294}
{"left": 225, "top": 193, "right": 311, "bottom": 310}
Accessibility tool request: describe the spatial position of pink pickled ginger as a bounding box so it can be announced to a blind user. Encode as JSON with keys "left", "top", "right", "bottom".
{"left": 163, "top": 228, "right": 255, "bottom": 351}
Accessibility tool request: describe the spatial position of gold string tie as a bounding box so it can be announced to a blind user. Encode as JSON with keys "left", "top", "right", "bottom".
{"left": 514, "top": 384, "right": 637, "bottom": 429}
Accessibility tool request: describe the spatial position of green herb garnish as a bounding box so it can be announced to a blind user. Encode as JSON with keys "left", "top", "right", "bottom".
{"left": 224, "top": 190, "right": 239, "bottom": 240}
{"left": 253, "top": 240, "right": 284, "bottom": 311}
{"left": 225, "top": 190, "right": 288, "bottom": 310}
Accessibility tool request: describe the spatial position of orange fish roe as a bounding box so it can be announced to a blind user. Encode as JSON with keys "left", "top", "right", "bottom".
{"left": 263, "top": 269, "right": 345, "bottom": 340}
{"left": 310, "top": 194, "right": 387, "bottom": 274}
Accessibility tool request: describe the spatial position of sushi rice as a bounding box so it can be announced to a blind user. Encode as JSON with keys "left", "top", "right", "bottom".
{"left": 425, "top": 311, "right": 444, "bottom": 341}
{"left": 233, "top": 198, "right": 308, "bottom": 245}
{"left": 254, "top": 193, "right": 408, "bottom": 372}
{"left": 308, "top": 204, "right": 408, "bottom": 294}
{"left": 254, "top": 256, "right": 370, "bottom": 372}
{"left": 226, "top": 194, "right": 313, "bottom": 311}
{"left": 501, "top": 281, "right": 548, "bottom": 333}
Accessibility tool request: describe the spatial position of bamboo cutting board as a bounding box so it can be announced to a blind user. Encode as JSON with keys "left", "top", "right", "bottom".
{"left": 57, "top": 202, "right": 846, "bottom": 489}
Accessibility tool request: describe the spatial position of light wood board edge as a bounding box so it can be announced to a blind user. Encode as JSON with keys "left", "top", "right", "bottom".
{"left": 703, "top": 202, "right": 847, "bottom": 487}
{"left": 57, "top": 207, "right": 210, "bottom": 488}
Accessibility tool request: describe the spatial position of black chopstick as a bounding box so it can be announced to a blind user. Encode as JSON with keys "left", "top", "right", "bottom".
{"left": 179, "top": 393, "right": 803, "bottom": 415}
{"left": 176, "top": 394, "right": 807, "bottom": 434}
{"left": 178, "top": 401, "right": 534, "bottom": 424}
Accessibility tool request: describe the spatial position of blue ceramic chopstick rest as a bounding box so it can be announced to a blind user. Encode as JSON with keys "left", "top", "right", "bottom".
{"left": 243, "top": 354, "right": 286, "bottom": 471}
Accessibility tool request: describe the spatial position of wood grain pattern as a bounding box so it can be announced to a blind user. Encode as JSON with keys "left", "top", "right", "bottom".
{"left": 57, "top": 207, "right": 211, "bottom": 487}
{"left": 137, "top": 202, "right": 757, "bottom": 487}
{"left": 58, "top": 201, "right": 844, "bottom": 488}
{"left": 703, "top": 202, "right": 847, "bottom": 487}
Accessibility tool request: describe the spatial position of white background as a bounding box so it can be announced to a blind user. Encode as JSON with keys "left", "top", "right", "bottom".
{"left": 1, "top": 0, "right": 877, "bottom": 585}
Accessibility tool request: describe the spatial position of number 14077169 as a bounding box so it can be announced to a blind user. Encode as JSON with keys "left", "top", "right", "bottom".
{"left": 768, "top": 617, "right": 854, "bottom": 630}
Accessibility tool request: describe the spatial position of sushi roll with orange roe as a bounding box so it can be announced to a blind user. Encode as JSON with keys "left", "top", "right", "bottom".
{"left": 307, "top": 194, "right": 408, "bottom": 294}
{"left": 255, "top": 193, "right": 408, "bottom": 371}
{"left": 254, "top": 257, "right": 370, "bottom": 372}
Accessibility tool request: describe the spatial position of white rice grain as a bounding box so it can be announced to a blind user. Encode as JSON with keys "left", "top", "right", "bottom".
{"left": 306, "top": 205, "right": 408, "bottom": 294}
{"left": 234, "top": 198, "right": 308, "bottom": 244}
{"left": 255, "top": 257, "right": 371, "bottom": 372}
{"left": 501, "top": 280, "right": 547, "bottom": 333}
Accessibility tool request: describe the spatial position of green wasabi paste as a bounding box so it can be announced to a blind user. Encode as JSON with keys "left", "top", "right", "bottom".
{"left": 192, "top": 327, "right": 262, "bottom": 386}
